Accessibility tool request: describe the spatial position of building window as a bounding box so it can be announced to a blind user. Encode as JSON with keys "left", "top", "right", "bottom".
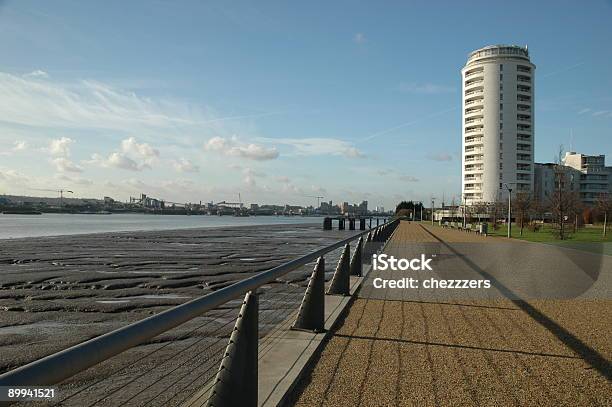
{"left": 500, "top": 113, "right": 503, "bottom": 120}
{"left": 500, "top": 123, "right": 503, "bottom": 130}
{"left": 500, "top": 84, "right": 503, "bottom": 91}
{"left": 500, "top": 93, "right": 503, "bottom": 100}
{"left": 500, "top": 64, "right": 503, "bottom": 71}
{"left": 500, "top": 103, "right": 503, "bottom": 110}
{"left": 500, "top": 74, "right": 503, "bottom": 81}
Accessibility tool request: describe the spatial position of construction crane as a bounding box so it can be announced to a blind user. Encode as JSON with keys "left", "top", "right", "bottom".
{"left": 301, "top": 195, "right": 324, "bottom": 207}
{"left": 29, "top": 188, "right": 74, "bottom": 209}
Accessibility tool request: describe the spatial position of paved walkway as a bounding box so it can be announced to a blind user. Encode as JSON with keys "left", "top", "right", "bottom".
{"left": 292, "top": 221, "right": 611, "bottom": 406}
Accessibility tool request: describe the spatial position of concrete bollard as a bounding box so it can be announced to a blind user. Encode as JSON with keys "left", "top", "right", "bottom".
{"left": 349, "top": 237, "right": 363, "bottom": 276}
{"left": 338, "top": 218, "right": 345, "bottom": 230}
{"left": 359, "top": 219, "right": 366, "bottom": 230}
{"left": 207, "top": 291, "right": 258, "bottom": 407}
{"left": 326, "top": 244, "right": 350, "bottom": 295}
{"left": 292, "top": 257, "right": 325, "bottom": 332}
{"left": 349, "top": 218, "right": 355, "bottom": 230}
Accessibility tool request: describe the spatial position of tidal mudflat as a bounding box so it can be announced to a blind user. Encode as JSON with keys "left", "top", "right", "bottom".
{"left": 0, "top": 223, "right": 357, "bottom": 406}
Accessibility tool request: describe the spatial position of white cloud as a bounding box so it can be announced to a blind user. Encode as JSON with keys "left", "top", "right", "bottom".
{"left": 172, "top": 158, "right": 199, "bottom": 173}
{"left": 13, "top": 141, "right": 27, "bottom": 151}
{"left": 592, "top": 110, "right": 609, "bottom": 117}
{"left": 260, "top": 137, "right": 365, "bottom": 158}
{"left": 52, "top": 157, "right": 83, "bottom": 173}
{"left": 427, "top": 152, "right": 453, "bottom": 162}
{"left": 23, "top": 70, "right": 49, "bottom": 78}
{"left": 243, "top": 167, "right": 266, "bottom": 178}
{"left": 88, "top": 137, "right": 160, "bottom": 171}
{"left": 577, "top": 108, "right": 591, "bottom": 115}
{"left": 399, "top": 175, "right": 419, "bottom": 182}
{"left": 354, "top": 33, "right": 366, "bottom": 44}
{"left": 121, "top": 137, "right": 159, "bottom": 162}
{"left": 204, "top": 136, "right": 279, "bottom": 161}
{"left": 398, "top": 82, "right": 456, "bottom": 94}
{"left": 0, "top": 168, "right": 30, "bottom": 185}
{"left": 47, "top": 137, "right": 84, "bottom": 173}
{"left": 49, "top": 137, "right": 74, "bottom": 157}
{"left": 89, "top": 152, "right": 143, "bottom": 171}
{"left": 0, "top": 72, "right": 199, "bottom": 132}
{"left": 55, "top": 174, "right": 92, "bottom": 185}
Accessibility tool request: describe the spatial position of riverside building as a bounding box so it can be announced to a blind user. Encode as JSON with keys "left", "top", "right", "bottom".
{"left": 534, "top": 152, "right": 612, "bottom": 206}
{"left": 462, "top": 45, "right": 535, "bottom": 204}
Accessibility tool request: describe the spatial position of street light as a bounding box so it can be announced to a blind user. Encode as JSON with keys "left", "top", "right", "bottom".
{"left": 503, "top": 183, "right": 514, "bottom": 238}
{"left": 462, "top": 194, "right": 467, "bottom": 228}
{"left": 431, "top": 197, "right": 436, "bottom": 226}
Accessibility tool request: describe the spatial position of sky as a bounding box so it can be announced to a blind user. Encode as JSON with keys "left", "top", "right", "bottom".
{"left": 0, "top": 0, "right": 611, "bottom": 209}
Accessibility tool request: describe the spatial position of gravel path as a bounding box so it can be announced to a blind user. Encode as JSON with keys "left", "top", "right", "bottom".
{"left": 292, "top": 221, "right": 611, "bottom": 406}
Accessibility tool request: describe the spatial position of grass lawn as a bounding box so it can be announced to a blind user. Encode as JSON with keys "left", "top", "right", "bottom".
{"left": 488, "top": 223, "right": 612, "bottom": 255}
{"left": 425, "top": 221, "right": 612, "bottom": 255}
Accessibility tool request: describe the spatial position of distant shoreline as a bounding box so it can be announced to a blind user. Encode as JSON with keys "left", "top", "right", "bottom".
{"left": 0, "top": 212, "right": 323, "bottom": 240}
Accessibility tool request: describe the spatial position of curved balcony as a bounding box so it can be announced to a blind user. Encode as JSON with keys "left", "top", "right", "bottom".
{"left": 465, "top": 68, "right": 484, "bottom": 78}
{"left": 464, "top": 136, "right": 483, "bottom": 145}
{"left": 465, "top": 124, "right": 484, "bottom": 133}
{"left": 465, "top": 108, "right": 484, "bottom": 118}
{"left": 517, "top": 85, "right": 531, "bottom": 93}
{"left": 464, "top": 117, "right": 483, "bottom": 125}
{"left": 464, "top": 154, "right": 484, "bottom": 163}
{"left": 465, "top": 79, "right": 484, "bottom": 90}
{"left": 465, "top": 88, "right": 484, "bottom": 98}
{"left": 465, "top": 98, "right": 484, "bottom": 107}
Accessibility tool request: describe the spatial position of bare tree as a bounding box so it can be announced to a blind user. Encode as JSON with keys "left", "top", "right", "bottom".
{"left": 488, "top": 200, "right": 505, "bottom": 230}
{"left": 549, "top": 165, "right": 580, "bottom": 240}
{"left": 596, "top": 193, "right": 612, "bottom": 238}
{"left": 512, "top": 192, "right": 532, "bottom": 236}
{"left": 531, "top": 198, "right": 547, "bottom": 223}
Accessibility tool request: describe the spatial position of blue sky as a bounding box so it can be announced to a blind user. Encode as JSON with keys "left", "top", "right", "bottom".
{"left": 0, "top": 0, "right": 611, "bottom": 208}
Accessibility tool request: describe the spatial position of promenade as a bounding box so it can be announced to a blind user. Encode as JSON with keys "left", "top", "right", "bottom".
{"left": 293, "top": 221, "right": 611, "bottom": 406}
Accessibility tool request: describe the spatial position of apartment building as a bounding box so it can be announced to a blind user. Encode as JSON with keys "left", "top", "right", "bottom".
{"left": 461, "top": 45, "right": 535, "bottom": 204}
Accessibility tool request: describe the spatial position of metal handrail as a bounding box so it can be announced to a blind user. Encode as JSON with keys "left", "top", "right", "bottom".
{"left": 0, "top": 224, "right": 382, "bottom": 388}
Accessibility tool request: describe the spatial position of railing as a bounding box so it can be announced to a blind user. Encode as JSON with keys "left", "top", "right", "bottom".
{"left": 0, "top": 219, "right": 400, "bottom": 406}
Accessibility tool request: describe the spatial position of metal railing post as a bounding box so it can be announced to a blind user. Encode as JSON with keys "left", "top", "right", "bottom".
{"left": 326, "top": 244, "right": 350, "bottom": 295}
{"left": 291, "top": 257, "right": 325, "bottom": 332}
{"left": 207, "top": 291, "right": 258, "bottom": 407}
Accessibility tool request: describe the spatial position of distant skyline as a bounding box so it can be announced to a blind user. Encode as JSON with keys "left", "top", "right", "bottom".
{"left": 1, "top": 0, "right": 611, "bottom": 208}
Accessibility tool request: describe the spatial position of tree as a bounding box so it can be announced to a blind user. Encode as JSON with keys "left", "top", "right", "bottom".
{"left": 512, "top": 192, "right": 532, "bottom": 236}
{"left": 488, "top": 200, "right": 505, "bottom": 230}
{"left": 395, "top": 201, "right": 424, "bottom": 219}
{"left": 531, "top": 198, "right": 547, "bottom": 223}
{"left": 473, "top": 202, "right": 488, "bottom": 223}
{"left": 596, "top": 193, "right": 612, "bottom": 238}
{"left": 549, "top": 165, "right": 580, "bottom": 240}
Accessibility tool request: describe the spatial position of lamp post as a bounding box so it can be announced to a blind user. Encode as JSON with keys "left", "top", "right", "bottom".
{"left": 420, "top": 202, "right": 423, "bottom": 222}
{"left": 503, "top": 183, "right": 513, "bottom": 238}
{"left": 431, "top": 197, "right": 436, "bottom": 226}
{"left": 462, "top": 194, "right": 467, "bottom": 228}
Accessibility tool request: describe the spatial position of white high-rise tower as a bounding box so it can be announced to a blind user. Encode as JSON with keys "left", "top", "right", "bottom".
{"left": 461, "top": 45, "right": 535, "bottom": 204}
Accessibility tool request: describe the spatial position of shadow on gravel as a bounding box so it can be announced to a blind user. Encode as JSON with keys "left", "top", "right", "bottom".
{"left": 419, "top": 224, "right": 612, "bottom": 381}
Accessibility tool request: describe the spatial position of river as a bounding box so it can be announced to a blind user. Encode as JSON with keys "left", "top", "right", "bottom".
{"left": 0, "top": 213, "right": 322, "bottom": 239}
